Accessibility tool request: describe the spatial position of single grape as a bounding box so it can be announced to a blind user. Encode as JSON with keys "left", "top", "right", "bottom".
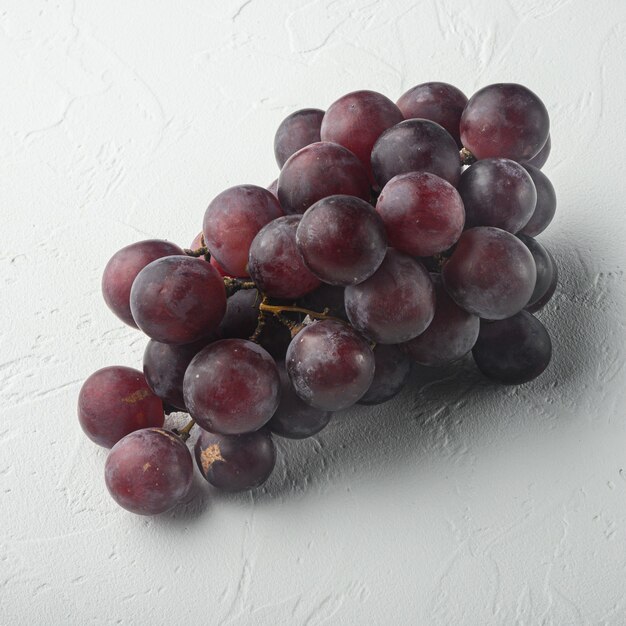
{"left": 248, "top": 215, "right": 321, "bottom": 298}
{"left": 286, "top": 319, "right": 374, "bottom": 410}
{"left": 102, "top": 240, "right": 184, "bottom": 327}
{"left": 320, "top": 90, "right": 403, "bottom": 184}
{"left": 457, "top": 158, "right": 537, "bottom": 232}
{"left": 442, "top": 227, "right": 537, "bottom": 320}
{"left": 210, "top": 256, "right": 231, "bottom": 277}
{"left": 472, "top": 311, "right": 552, "bottom": 384}
{"left": 295, "top": 195, "right": 387, "bottom": 286}
{"left": 518, "top": 165, "right": 557, "bottom": 236}
{"left": 218, "top": 288, "right": 260, "bottom": 340}
{"left": 268, "top": 363, "right": 332, "bottom": 438}
{"left": 402, "top": 274, "right": 479, "bottom": 366}
{"left": 297, "top": 283, "right": 347, "bottom": 321}
{"left": 183, "top": 339, "right": 280, "bottom": 434}
{"left": 371, "top": 119, "right": 461, "bottom": 189}
{"left": 358, "top": 344, "right": 411, "bottom": 405}
{"left": 195, "top": 428, "right": 276, "bottom": 491}
{"left": 130, "top": 255, "right": 226, "bottom": 344}
{"left": 203, "top": 185, "right": 283, "bottom": 277}
{"left": 105, "top": 428, "right": 193, "bottom": 515}
{"left": 517, "top": 234, "right": 558, "bottom": 313}
{"left": 376, "top": 172, "right": 465, "bottom": 257}
{"left": 78, "top": 366, "right": 164, "bottom": 448}
{"left": 344, "top": 249, "right": 435, "bottom": 344}
{"left": 396, "top": 82, "right": 468, "bottom": 147}
{"left": 274, "top": 108, "right": 324, "bottom": 169}
{"left": 460, "top": 83, "right": 550, "bottom": 161}
{"left": 524, "top": 134, "right": 551, "bottom": 169}
{"left": 143, "top": 338, "right": 215, "bottom": 411}
{"left": 277, "top": 142, "right": 370, "bottom": 215}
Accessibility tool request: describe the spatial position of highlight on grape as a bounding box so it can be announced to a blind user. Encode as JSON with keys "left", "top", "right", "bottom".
{"left": 79, "top": 82, "right": 557, "bottom": 515}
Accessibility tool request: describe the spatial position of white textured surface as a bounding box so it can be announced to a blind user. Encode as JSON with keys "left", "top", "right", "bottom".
{"left": 2, "top": 0, "right": 626, "bottom": 624}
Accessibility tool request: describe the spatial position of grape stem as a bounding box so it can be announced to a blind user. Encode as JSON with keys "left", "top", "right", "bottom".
{"left": 174, "top": 419, "right": 196, "bottom": 442}
{"left": 223, "top": 277, "right": 256, "bottom": 296}
{"left": 259, "top": 302, "right": 335, "bottom": 321}
{"left": 460, "top": 147, "right": 476, "bottom": 166}
{"left": 184, "top": 246, "right": 209, "bottom": 258}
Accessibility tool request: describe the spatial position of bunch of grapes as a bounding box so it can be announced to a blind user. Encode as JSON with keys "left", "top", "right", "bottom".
{"left": 78, "top": 82, "right": 557, "bottom": 516}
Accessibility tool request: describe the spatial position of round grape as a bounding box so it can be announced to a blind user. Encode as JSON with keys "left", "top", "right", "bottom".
{"left": 460, "top": 83, "right": 550, "bottom": 161}
{"left": 296, "top": 195, "right": 387, "bottom": 286}
{"left": 130, "top": 255, "right": 226, "bottom": 344}
{"left": 344, "top": 249, "right": 435, "bottom": 344}
{"left": 358, "top": 344, "right": 411, "bottom": 406}
{"left": 442, "top": 227, "right": 537, "bottom": 320}
{"left": 102, "top": 240, "right": 184, "bottom": 327}
{"left": 105, "top": 428, "right": 193, "bottom": 515}
{"left": 183, "top": 339, "right": 280, "bottom": 435}
{"left": 472, "top": 311, "right": 552, "bottom": 384}
{"left": 274, "top": 108, "right": 324, "bottom": 169}
{"left": 518, "top": 234, "right": 558, "bottom": 313}
{"left": 286, "top": 319, "right": 374, "bottom": 411}
{"left": 376, "top": 171, "right": 465, "bottom": 257}
{"left": 518, "top": 165, "right": 557, "bottom": 236}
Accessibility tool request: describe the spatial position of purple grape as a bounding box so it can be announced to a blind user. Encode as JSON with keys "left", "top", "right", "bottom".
{"left": 274, "top": 108, "right": 324, "bottom": 169}
{"left": 286, "top": 320, "right": 374, "bottom": 410}
{"left": 277, "top": 142, "right": 370, "bottom": 215}
{"left": 105, "top": 428, "right": 193, "bottom": 515}
{"left": 320, "top": 90, "right": 403, "bottom": 184}
{"left": 102, "top": 240, "right": 184, "bottom": 327}
{"left": 78, "top": 366, "right": 164, "bottom": 448}
{"left": 183, "top": 339, "right": 280, "bottom": 435}
{"left": 248, "top": 215, "right": 321, "bottom": 298}
{"left": 358, "top": 344, "right": 411, "bottom": 406}
{"left": 517, "top": 235, "right": 558, "bottom": 313}
{"left": 130, "top": 255, "right": 226, "bottom": 344}
{"left": 143, "top": 338, "right": 215, "bottom": 411}
{"left": 195, "top": 428, "right": 276, "bottom": 491}
{"left": 460, "top": 83, "right": 550, "bottom": 161}
{"left": 295, "top": 195, "right": 387, "bottom": 286}
{"left": 203, "top": 185, "right": 283, "bottom": 277}
{"left": 442, "top": 227, "right": 537, "bottom": 320}
{"left": 518, "top": 165, "right": 557, "bottom": 236}
{"left": 218, "top": 288, "right": 260, "bottom": 340}
{"left": 472, "top": 312, "right": 552, "bottom": 384}
{"left": 376, "top": 172, "right": 465, "bottom": 257}
{"left": 524, "top": 134, "right": 551, "bottom": 169}
{"left": 402, "top": 275, "right": 479, "bottom": 366}
{"left": 396, "top": 82, "right": 468, "bottom": 147}
{"left": 371, "top": 119, "right": 462, "bottom": 189}
{"left": 297, "top": 283, "right": 347, "bottom": 320}
{"left": 344, "top": 249, "right": 435, "bottom": 344}
{"left": 457, "top": 158, "right": 537, "bottom": 233}
{"left": 267, "top": 364, "right": 332, "bottom": 439}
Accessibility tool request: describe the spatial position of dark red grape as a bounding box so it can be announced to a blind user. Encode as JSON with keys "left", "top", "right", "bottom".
{"left": 376, "top": 172, "right": 465, "bottom": 257}
{"left": 295, "top": 195, "right": 387, "bottom": 286}
{"left": 274, "top": 108, "right": 324, "bottom": 168}
{"left": 457, "top": 158, "right": 537, "bottom": 232}
{"left": 460, "top": 83, "right": 550, "bottom": 161}
{"left": 524, "top": 134, "right": 551, "bottom": 169}
{"left": 183, "top": 339, "right": 280, "bottom": 434}
{"left": 102, "top": 240, "right": 184, "bottom": 328}
{"left": 396, "top": 82, "right": 467, "bottom": 147}
{"left": 518, "top": 165, "right": 557, "bottom": 236}
{"left": 143, "top": 338, "right": 215, "bottom": 411}
{"left": 210, "top": 256, "right": 231, "bottom": 277}
{"left": 517, "top": 235, "right": 558, "bottom": 313}
{"left": 248, "top": 215, "right": 321, "bottom": 298}
{"left": 203, "top": 185, "right": 283, "bottom": 277}
{"left": 130, "top": 255, "right": 226, "bottom": 344}
{"left": 371, "top": 119, "right": 461, "bottom": 189}
{"left": 442, "top": 227, "right": 537, "bottom": 320}
{"left": 320, "top": 90, "right": 403, "bottom": 184}
{"left": 286, "top": 319, "right": 374, "bottom": 410}
{"left": 105, "top": 428, "right": 193, "bottom": 515}
{"left": 195, "top": 428, "right": 276, "bottom": 491}
{"left": 268, "top": 363, "right": 332, "bottom": 439}
{"left": 78, "top": 366, "right": 164, "bottom": 448}
{"left": 344, "top": 249, "right": 435, "bottom": 344}
{"left": 218, "top": 288, "right": 260, "bottom": 339}
{"left": 472, "top": 312, "right": 552, "bottom": 384}
{"left": 358, "top": 344, "right": 411, "bottom": 405}
{"left": 402, "top": 274, "right": 479, "bottom": 366}
{"left": 277, "top": 142, "right": 370, "bottom": 215}
{"left": 297, "top": 283, "right": 347, "bottom": 320}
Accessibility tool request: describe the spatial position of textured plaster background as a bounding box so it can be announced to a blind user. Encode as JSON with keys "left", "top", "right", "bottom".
{"left": 1, "top": 0, "right": 626, "bottom": 624}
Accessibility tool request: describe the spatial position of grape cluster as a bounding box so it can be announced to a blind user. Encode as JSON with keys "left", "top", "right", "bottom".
{"left": 79, "top": 82, "right": 557, "bottom": 516}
